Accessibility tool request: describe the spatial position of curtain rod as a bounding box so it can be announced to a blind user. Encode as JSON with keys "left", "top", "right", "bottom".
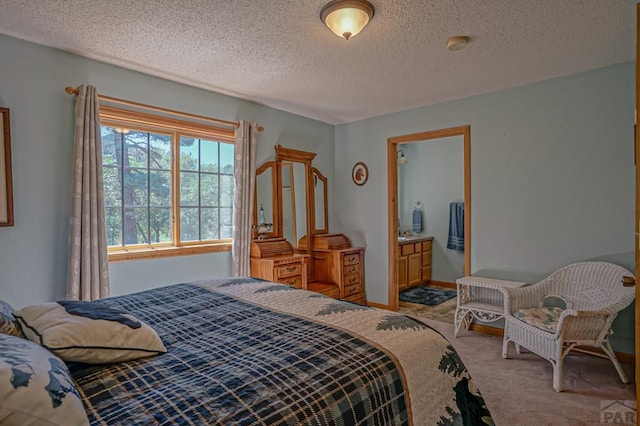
{"left": 64, "top": 86, "right": 264, "bottom": 132}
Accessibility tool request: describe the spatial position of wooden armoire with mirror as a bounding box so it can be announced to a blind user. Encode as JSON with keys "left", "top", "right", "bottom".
{"left": 250, "top": 145, "right": 366, "bottom": 304}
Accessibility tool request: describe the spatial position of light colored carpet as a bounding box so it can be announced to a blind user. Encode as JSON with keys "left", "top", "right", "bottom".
{"left": 403, "top": 311, "right": 636, "bottom": 426}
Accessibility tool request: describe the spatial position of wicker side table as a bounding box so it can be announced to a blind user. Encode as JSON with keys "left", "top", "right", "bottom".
{"left": 454, "top": 276, "right": 527, "bottom": 337}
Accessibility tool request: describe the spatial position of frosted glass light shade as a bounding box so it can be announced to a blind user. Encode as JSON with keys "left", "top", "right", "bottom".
{"left": 320, "top": 0, "right": 375, "bottom": 40}
{"left": 398, "top": 150, "right": 408, "bottom": 164}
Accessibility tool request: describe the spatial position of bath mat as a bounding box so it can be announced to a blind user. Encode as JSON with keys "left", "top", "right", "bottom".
{"left": 399, "top": 286, "right": 456, "bottom": 306}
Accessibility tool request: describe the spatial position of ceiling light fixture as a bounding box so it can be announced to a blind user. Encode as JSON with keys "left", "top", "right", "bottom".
{"left": 320, "top": 0, "right": 375, "bottom": 40}
{"left": 446, "top": 35, "right": 470, "bottom": 51}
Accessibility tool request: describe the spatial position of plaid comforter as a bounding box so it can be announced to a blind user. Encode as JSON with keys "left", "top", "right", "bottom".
{"left": 70, "top": 277, "right": 493, "bottom": 425}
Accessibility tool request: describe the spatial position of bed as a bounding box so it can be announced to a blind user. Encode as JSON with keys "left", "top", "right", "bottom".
{"left": 5, "top": 277, "right": 494, "bottom": 425}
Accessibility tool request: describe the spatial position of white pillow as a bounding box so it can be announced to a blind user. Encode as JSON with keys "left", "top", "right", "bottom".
{"left": 14, "top": 301, "right": 166, "bottom": 364}
{"left": 0, "top": 333, "right": 89, "bottom": 425}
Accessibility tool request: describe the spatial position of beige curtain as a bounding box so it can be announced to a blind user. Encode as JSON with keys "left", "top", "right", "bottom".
{"left": 66, "top": 85, "right": 110, "bottom": 300}
{"left": 232, "top": 120, "right": 258, "bottom": 276}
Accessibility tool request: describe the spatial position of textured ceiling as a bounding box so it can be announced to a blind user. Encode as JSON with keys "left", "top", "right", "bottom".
{"left": 0, "top": 0, "right": 635, "bottom": 124}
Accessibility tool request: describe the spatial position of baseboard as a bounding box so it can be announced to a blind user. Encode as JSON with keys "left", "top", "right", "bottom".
{"left": 616, "top": 352, "right": 635, "bottom": 365}
{"left": 367, "top": 301, "right": 390, "bottom": 310}
{"left": 469, "top": 323, "right": 504, "bottom": 336}
{"left": 468, "top": 324, "right": 635, "bottom": 365}
{"left": 429, "top": 280, "right": 457, "bottom": 289}
{"left": 573, "top": 346, "right": 636, "bottom": 365}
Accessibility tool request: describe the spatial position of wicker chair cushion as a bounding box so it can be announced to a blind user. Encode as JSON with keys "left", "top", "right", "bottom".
{"left": 513, "top": 307, "right": 564, "bottom": 333}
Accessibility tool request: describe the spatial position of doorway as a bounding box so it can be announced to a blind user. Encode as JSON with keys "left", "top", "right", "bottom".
{"left": 387, "top": 125, "right": 471, "bottom": 311}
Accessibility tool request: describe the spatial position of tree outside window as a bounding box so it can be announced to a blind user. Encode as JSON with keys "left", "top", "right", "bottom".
{"left": 100, "top": 108, "right": 235, "bottom": 260}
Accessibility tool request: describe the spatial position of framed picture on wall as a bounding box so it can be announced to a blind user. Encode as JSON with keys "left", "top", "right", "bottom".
{"left": 352, "top": 162, "right": 368, "bottom": 186}
{"left": 0, "top": 107, "right": 14, "bottom": 227}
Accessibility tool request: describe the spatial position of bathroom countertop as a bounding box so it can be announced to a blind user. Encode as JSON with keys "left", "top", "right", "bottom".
{"left": 397, "top": 235, "right": 433, "bottom": 243}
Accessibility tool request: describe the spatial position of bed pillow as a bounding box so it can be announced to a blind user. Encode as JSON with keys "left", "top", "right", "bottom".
{"left": 14, "top": 301, "right": 167, "bottom": 364}
{"left": 0, "top": 300, "right": 22, "bottom": 337}
{"left": 0, "top": 333, "right": 89, "bottom": 425}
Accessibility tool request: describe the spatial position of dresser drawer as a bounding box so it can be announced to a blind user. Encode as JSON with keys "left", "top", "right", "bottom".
{"left": 307, "top": 282, "right": 340, "bottom": 299}
{"left": 344, "top": 295, "right": 366, "bottom": 305}
{"left": 343, "top": 263, "right": 360, "bottom": 276}
{"left": 279, "top": 275, "right": 303, "bottom": 289}
{"left": 400, "top": 244, "right": 414, "bottom": 256}
{"left": 275, "top": 262, "right": 303, "bottom": 279}
{"left": 422, "top": 240, "right": 432, "bottom": 251}
{"left": 343, "top": 283, "right": 361, "bottom": 297}
{"left": 343, "top": 253, "right": 361, "bottom": 266}
{"left": 344, "top": 273, "right": 360, "bottom": 286}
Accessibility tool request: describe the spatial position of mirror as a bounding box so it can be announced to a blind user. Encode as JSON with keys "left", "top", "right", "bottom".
{"left": 280, "top": 161, "right": 308, "bottom": 247}
{"left": 312, "top": 167, "right": 328, "bottom": 234}
{"left": 253, "top": 161, "right": 278, "bottom": 239}
{"left": 255, "top": 145, "right": 330, "bottom": 279}
{"left": 275, "top": 145, "right": 317, "bottom": 274}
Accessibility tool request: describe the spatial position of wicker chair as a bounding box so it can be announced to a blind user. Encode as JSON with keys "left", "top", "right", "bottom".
{"left": 501, "top": 262, "right": 635, "bottom": 392}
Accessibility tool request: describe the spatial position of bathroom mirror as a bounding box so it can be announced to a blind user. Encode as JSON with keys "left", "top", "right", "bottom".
{"left": 253, "top": 161, "right": 278, "bottom": 239}
{"left": 312, "top": 167, "right": 328, "bottom": 234}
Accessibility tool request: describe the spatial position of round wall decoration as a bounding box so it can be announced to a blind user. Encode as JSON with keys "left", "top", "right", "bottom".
{"left": 352, "top": 162, "right": 369, "bottom": 186}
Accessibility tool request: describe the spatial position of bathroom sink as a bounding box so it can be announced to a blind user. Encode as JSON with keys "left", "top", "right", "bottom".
{"left": 398, "top": 236, "right": 419, "bottom": 242}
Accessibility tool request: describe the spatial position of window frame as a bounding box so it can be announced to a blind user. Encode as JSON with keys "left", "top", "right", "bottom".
{"left": 100, "top": 105, "right": 235, "bottom": 262}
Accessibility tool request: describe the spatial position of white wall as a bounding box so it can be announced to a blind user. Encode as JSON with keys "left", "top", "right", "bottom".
{"left": 334, "top": 62, "right": 635, "bottom": 352}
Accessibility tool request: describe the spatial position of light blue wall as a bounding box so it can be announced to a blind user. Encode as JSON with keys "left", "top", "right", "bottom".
{"left": 334, "top": 62, "right": 635, "bottom": 352}
{"left": 399, "top": 137, "right": 465, "bottom": 283}
{"left": 0, "top": 33, "right": 635, "bottom": 353}
{"left": 0, "top": 34, "right": 334, "bottom": 307}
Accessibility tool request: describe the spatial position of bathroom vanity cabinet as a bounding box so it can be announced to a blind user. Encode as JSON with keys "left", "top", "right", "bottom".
{"left": 397, "top": 236, "right": 433, "bottom": 292}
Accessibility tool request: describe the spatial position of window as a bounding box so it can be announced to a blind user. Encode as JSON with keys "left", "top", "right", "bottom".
{"left": 100, "top": 106, "right": 235, "bottom": 261}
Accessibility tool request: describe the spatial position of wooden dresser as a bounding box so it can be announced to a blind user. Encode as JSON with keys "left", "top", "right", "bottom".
{"left": 300, "top": 234, "right": 366, "bottom": 304}
{"left": 397, "top": 236, "right": 433, "bottom": 292}
{"left": 250, "top": 238, "right": 308, "bottom": 289}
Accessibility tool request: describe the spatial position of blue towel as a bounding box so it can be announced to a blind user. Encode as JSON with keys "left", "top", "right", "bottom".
{"left": 447, "top": 201, "right": 464, "bottom": 251}
{"left": 412, "top": 208, "right": 422, "bottom": 233}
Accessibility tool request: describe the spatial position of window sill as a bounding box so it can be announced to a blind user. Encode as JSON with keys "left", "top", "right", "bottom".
{"left": 108, "top": 242, "right": 232, "bottom": 262}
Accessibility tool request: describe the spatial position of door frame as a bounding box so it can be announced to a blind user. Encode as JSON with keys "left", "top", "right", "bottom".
{"left": 634, "top": 1, "right": 639, "bottom": 412}
{"left": 387, "top": 125, "right": 471, "bottom": 311}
